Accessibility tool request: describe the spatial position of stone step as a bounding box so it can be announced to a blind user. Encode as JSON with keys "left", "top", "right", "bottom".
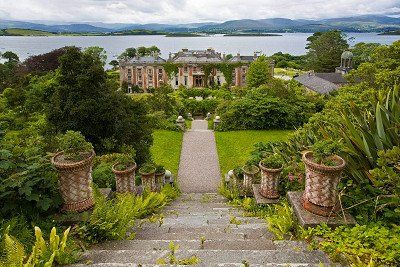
{"left": 134, "top": 223, "right": 268, "bottom": 233}
{"left": 133, "top": 225, "right": 274, "bottom": 240}
{"left": 90, "top": 239, "right": 277, "bottom": 251}
{"left": 79, "top": 249, "right": 331, "bottom": 265}
{"left": 151, "top": 214, "right": 264, "bottom": 226}
{"left": 71, "top": 263, "right": 326, "bottom": 267}
{"left": 133, "top": 227, "right": 273, "bottom": 240}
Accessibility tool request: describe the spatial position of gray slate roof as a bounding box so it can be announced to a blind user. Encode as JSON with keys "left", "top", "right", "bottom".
{"left": 229, "top": 55, "right": 256, "bottom": 62}
{"left": 171, "top": 49, "right": 223, "bottom": 63}
{"left": 294, "top": 73, "right": 346, "bottom": 94}
{"left": 314, "top": 73, "right": 348, "bottom": 85}
{"left": 120, "top": 56, "right": 166, "bottom": 66}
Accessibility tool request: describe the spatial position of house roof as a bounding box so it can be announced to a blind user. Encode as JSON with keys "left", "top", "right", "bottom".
{"left": 294, "top": 73, "right": 346, "bottom": 94}
{"left": 229, "top": 55, "right": 256, "bottom": 62}
{"left": 314, "top": 73, "right": 348, "bottom": 85}
{"left": 120, "top": 55, "right": 166, "bottom": 66}
{"left": 170, "top": 49, "right": 223, "bottom": 63}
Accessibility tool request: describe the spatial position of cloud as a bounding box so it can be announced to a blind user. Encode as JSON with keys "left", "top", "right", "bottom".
{"left": 0, "top": 0, "right": 399, "bottom": 23}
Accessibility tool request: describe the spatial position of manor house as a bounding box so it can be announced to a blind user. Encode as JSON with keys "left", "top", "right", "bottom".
{"left": 119, "top": 48, "right": 274, "bottom": 92}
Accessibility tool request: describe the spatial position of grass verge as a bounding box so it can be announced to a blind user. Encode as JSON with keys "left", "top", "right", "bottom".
{"left": 215, "top": 130, "right": 292, "bottom": 175}
{"left": 151, "top": 130, "right": 183, "bottom": 176}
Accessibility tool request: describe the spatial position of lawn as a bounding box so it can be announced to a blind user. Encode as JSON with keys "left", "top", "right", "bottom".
{"left": 215, "top": 130, "right": 292, "bottom": 175}
{"left": 151, "top": 130, "right": 184, "bottom": 176}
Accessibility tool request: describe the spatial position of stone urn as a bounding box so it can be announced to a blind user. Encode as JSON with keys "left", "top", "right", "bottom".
{"left": 302, "top": 151, "right": 346, "bottom": 216}
{"left": 112, "top": 162, "right": 137, "bottom": 194}
{"left": 139, "top": 166, "right": 156, "bottom": 192}
{"left": 259, "top": 161, "right": 282, "bottom": 199}
{"left": 51, "top": 150, "right": 95, "bottom": 212}
{"left": 154, "top": 170, "right": 165, "bottom": 192}
{"left": 241, "top": 165, "right": 259, "bottom": 195}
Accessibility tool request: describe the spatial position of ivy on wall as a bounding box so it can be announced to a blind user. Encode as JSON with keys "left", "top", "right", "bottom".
{"left": 162, "top": 62, "right": 182, "bottom": 78}
{"left": 160, "top": 62, "right": 245, "bottom": 87}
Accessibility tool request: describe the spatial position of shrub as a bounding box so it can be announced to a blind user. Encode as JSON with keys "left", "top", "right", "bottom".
{"left": 139, "top": 163, "right": 156, "bottom": 175}
{"left": 311, "top": 140, "right": 343, "bottom": 166}
{"left": 78, "top": 193, "right": 137, "bottom": 243}
{"left": 266, "top": 203, "right": 295, "bottom": 240}
{"left": 47, "top": 47, "right": 153, "bottom": 164}
{"left": 92, "top": 163, "right": 114, "bottom": 189}
{"left": 260, "top": 154, "right": 284, "bottom": 169}
{"left": 302, "top": 223, "right": 400, "bottom": 266}
{"left": 155, "top": 165, "right": 165, "bottom": 174}
{"left": 216, "top": 82, "right": 317, "bottom": 131}
{"left": 58, "top": 131, "right": 93, "bottom": 161}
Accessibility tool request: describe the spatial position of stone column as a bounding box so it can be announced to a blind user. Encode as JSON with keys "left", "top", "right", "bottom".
{"left": 213, "top": 116, "right": 221, "bottom": 130}
{"left": 176, "top": 116, "right": 186, "bottom": 131}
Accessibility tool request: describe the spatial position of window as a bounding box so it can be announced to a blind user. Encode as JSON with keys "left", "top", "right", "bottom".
{"left": 148, "top": 69, "right": 152, "bottom": 74}
{"left": 217, "top": 76, "right": 221, "bottom": 86}
{"left": 148, "top": 74, "right": 153, "bottom": 82}
{"left": 138, "top": 82, "right": 143, "bottom": 88}
{"left": 175, "top": 76, "right": 179, "bottom": 86}
{"left": 184, "top": 76, "right": 188, "bottom": 86}
{"left": 137, "top": 68, "right": 142, "bottom": 80}
{"left": 184, "top": 67, "right": 188, "bottom": 73}
{"left": 158, "top": 68, "right": 163, "bottom": 74}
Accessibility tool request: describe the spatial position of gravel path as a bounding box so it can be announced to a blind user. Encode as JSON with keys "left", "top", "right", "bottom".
{"left": 178, "top": 120, "right": 221, "bottom": 193}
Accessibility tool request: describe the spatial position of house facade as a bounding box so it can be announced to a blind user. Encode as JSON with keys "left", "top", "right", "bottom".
{"left": 119, "top": 48, "right": 274, "bottom": 92}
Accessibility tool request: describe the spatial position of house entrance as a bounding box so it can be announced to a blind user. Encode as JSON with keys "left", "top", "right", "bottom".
{"left": 194, "top": 75, "right": 204, "bottom": 87}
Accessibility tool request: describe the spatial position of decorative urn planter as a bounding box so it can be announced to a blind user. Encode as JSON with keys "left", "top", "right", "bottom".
{"left": 154, "top": 170, "right": 166, "bottom": 192}
{"left": 241, "top": 165, "right": 259, "bottom": 195}
{"left": 51, "top": 150, "right": 95, "bottom": 212}
{"left": 112, "top": 162, "right": 137, "bottom": 193}
{"left": 259, "top": 161, "right": 282, "bottom": 199}
{"left": 139, "top": 166, "right": 156, "bottom": 192}
{"left": 302, "top": 151, "right": 346, "bottom": 216}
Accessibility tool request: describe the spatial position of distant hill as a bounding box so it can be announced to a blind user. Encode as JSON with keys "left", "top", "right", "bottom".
{"left": 197, "top": 15, "right": 400, "bottom": 33}
{"left": 0, "top": 28, "right": 55, "bottom": 36}
{"left": 0, "top": 20, "right": 110, "bottom": 33}
{"left": 1, "top": 15, "right": 399, "bottom": 34}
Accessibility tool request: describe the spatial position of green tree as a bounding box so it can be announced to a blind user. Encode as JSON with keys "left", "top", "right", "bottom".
{"left": 246, "top": 55, "right": 272, "bottom": 88}
{"left": 306, "top": 30, "right": 349, "bottom": 72}
{"left": 109, "top": 60, "right": 119, "bottom": 70}
{"left": 351, "top": 42, "right": 381, "bottom": 68}
{"left": 84, "top": 46, "right": 107, "bottom": 66}
{"left": 118, "top": 47, "right": 136, "bottom": 60}
{"left": 47, "top": 47, "right": 153, "bottom": 163}
{"left": 1, "top": 51, "right": 19, "bottom": 63}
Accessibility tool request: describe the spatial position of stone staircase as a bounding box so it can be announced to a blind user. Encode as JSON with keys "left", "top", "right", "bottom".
{"left": 73, "top": 193, "right": 332, "bottom": 266}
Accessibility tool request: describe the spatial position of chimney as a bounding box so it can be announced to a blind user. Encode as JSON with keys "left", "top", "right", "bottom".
{"left": 169, "top": 52, "right": 172, "bottom": 60}
{"left": 182, "top": 48, "right": 188, "bottom": 52}
{"left": 237, "top": 53, "right": 240, "bottom": 58}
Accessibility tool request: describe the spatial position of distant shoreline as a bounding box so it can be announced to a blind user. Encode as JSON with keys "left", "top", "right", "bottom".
{"left": 224, "top": 33, "right": 282, "bottom": 37}
{"left": 378, "top": 30, "right": 400, "bottom": 36}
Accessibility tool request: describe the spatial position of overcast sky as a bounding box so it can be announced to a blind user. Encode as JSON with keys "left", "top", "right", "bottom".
{"left": 0, "top": 0, "right": 399, "bottom": 24}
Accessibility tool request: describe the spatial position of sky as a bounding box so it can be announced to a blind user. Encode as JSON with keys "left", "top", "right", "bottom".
{"left": 0, "top": 0, "right": 399, "bottom": 24}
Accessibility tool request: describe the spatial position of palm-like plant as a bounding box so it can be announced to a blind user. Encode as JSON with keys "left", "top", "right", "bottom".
{"left": 340, "top": 85, "right": 399, "bottom": 185}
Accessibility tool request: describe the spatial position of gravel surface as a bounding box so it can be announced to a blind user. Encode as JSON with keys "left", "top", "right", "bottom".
{"left": 178, "top": 120, "right": 221, "bottom": 193}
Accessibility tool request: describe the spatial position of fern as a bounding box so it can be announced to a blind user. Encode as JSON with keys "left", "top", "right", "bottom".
{"left": 0, "top": 226, "right": 25, "bottom": 267}
{"left": 0, "top": 226, "right": 71, "bottom": 267}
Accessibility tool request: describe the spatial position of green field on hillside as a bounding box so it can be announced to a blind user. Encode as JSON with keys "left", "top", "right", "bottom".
{"left": 1, "top": 28, "right": 55, "bottom": 36}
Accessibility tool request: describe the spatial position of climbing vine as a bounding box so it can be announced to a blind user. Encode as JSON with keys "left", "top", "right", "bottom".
{"left": 202, "top": 63, "right": 217, "bottom": 87}
{"left": 162, "top": 62, "right": 182, "bottom": 78}
{"left": 161, "top": 62, "right": 245, "bottom": 87}
{"left": 216, "top": 62, "right": 243, "bottom": 87}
